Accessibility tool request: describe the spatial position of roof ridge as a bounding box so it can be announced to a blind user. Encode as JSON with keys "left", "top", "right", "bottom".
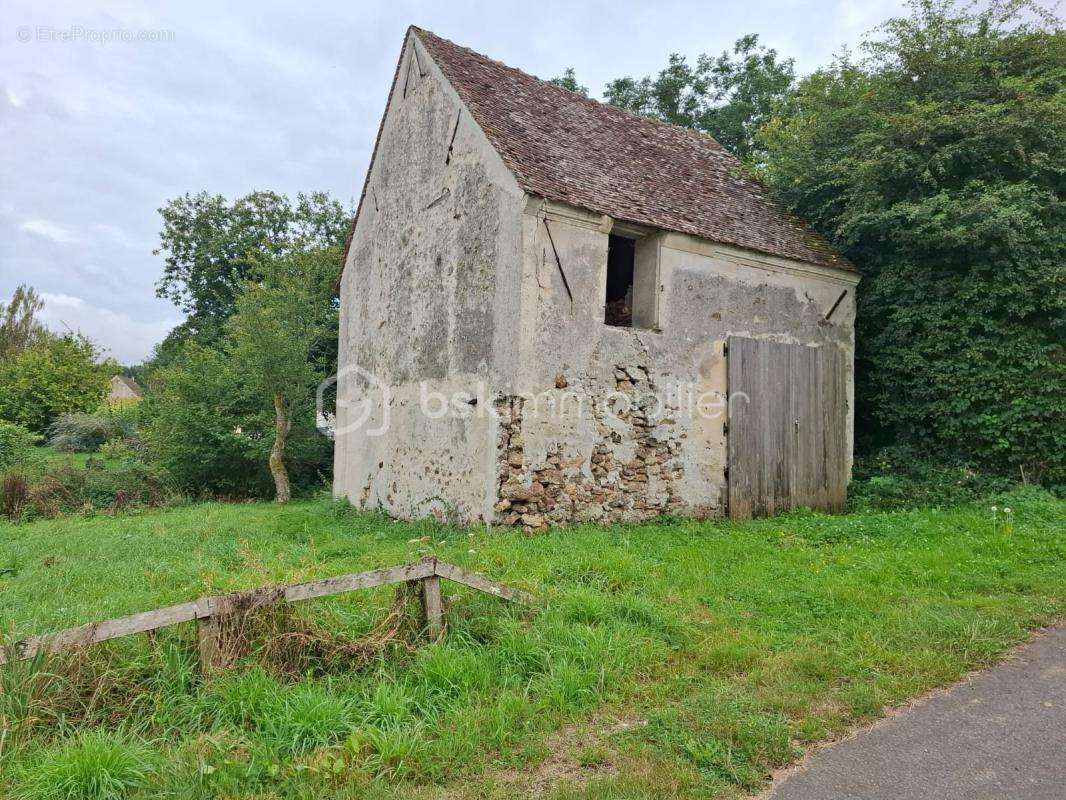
{"left": 344, "top": 25, "right": 855, "bottom": 273}
{"left": 410, "top": 26, "right": 735, "bottom": 155}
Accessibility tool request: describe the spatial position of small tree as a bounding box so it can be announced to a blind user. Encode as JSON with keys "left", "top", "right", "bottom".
{"left": 141, "top": 342, "right": 271, "bottom": 497}
{"left": 0, "top": 284, "right": 46, "bottom": 357}
{"left": 228, "top": 248, "right": 338, "bottom": 501}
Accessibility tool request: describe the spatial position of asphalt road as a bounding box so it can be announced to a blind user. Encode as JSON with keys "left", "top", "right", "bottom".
{"left": 768, "top": 625, "right": 1066, "bottom": 800}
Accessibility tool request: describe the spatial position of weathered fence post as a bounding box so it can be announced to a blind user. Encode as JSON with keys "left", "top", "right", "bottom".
{"left": 196, "top": 588, "right": 284, "bottom": 677}
{"left": 197, "top": 614, "right": 223, "bottom": 676}
{"left": 420, "top": 574, "right": 444, "bottom": 639}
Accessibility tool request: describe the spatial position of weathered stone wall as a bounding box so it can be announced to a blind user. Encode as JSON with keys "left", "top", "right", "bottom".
{"left": 333, "top": 33, "right": 525, "bottom": 522}
{"left": 495, "top": 200, "right": 859, "bottom": 530}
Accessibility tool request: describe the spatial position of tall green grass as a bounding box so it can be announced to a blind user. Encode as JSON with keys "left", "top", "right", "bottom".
{"left": 14, "top": 730, "right": 155, "bottom": 800}
{"left": 0, "top": 487, "right": 1063, "bottom": 799}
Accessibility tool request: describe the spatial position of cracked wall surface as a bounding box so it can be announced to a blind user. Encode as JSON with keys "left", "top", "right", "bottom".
{"left": 497, "top": 201, "right": 858, "bottom": 530}
{"left": 333, "top": 34, "right": 525, "bottom": 523}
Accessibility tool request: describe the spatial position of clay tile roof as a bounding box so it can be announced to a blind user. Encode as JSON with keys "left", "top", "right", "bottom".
{"left": 413, "top": 27, "right": 853, "bottom": 271}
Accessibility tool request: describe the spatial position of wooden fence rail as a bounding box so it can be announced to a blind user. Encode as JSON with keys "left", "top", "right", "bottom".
{"left": 1, "top": 557, "right": 532, "bottom": 670}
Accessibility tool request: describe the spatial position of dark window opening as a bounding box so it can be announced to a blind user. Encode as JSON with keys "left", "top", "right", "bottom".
{"left": 605, "top": 234, "right": 635, "bottom": 327}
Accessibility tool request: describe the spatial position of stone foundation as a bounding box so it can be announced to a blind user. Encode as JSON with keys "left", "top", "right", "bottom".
{"left": 494, "top": 365, "right": 687, "bottom": 531}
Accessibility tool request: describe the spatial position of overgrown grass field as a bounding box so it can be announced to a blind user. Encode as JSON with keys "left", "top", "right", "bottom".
{"left": 2, "top": 489, "right": 1064, "bottom": 799}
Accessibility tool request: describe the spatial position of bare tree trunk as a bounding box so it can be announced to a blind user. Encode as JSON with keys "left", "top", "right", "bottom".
{"left": 269, "top": 393, "right": 291, "bottom": 503}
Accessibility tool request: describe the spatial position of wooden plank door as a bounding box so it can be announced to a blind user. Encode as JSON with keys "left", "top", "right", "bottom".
{"left": 727, "top": 336, "right": 847, "bottom": 518}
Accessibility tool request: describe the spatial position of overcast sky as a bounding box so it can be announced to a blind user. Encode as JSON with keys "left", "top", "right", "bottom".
{"left": 1, "top": 0, "right": 904, "bottom": 364}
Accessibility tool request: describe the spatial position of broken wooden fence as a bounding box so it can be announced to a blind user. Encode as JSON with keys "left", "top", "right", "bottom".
{"left": 1, "top": 557, "right": 532, "bottom": 672}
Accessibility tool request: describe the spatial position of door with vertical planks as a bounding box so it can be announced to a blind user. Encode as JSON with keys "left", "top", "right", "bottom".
{"left": 727, "top": 336, "right": 847, "bottom": 519}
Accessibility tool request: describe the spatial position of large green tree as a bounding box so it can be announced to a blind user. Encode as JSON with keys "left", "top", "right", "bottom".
{"left": 143, "top": 191, "right": 345, "bottom": 498}
{"left": 154, "top": 190, "right": 349, "bottom": 342}
{"left": 605, "top": 34, "right": 795, "bottom": 161}
{"left": 760, "top": 0, "right": 1065, "bottom": 481}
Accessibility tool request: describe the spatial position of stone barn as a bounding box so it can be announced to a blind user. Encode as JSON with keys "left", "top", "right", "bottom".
{"left": 333, "top": 27, "right": 860, "bottom": 527}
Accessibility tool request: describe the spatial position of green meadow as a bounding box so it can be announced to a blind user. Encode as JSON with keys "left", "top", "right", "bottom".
{"left": 2, "top": 489, "right": 1063, "bottom": 799}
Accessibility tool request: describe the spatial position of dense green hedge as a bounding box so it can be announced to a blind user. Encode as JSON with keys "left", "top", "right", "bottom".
{"left": 760, "top": 1, "right": 1065, "bottom": 483}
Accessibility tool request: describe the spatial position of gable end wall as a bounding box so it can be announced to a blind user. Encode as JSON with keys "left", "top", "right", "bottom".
{"left": 333, "top": 33, "right": 525, "bottom": 522}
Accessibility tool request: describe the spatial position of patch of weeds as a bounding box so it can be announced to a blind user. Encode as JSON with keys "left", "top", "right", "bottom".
{"left": 577, "top": 744, "right": 612, "bottom": 768}
{"left": 849, "top": 446, "right": 1018, "bottom": 512}
{"left": 360, "top": 679, "right": 419, "bottom": 726}
{"left": 610, "top": 595, "right": 681, "bottom": 643}
{"left": 1, "top": 650, "right": 62, "bottom": 758}
{"left": 636, "top": 687, "right": 797, "bottom": 793}
{"left": 533, "top": 657, "right": 603, "bottom": 714}
{"left": 479, "top": 689, "right": 538, "bottom": 753}
{"left": 489, "top": 620, "right": 549, "bottom": 682}
{"left": 552, "top": 588, "right": 617, "bottom": 627}
{"left": 14, "top": 729, "right": 156, "bottom": 800}
{"left": 255, "top": 682, "right": 356, "bottom": 757}
{"left": 347, "top": 720, "right": 427, "bottom": 780}
{"left": 695, "top": 634, "right": 765, "bottom": 676}
{"left": 549, "top": 590, "right": 677, "bottom": 647}
{"left": 413, "top": 642, "right": 492, "bottom": 700}
{"left": 548, "top": 551, "right": 648, "bottom": 594}
{"left": 1, "top": 553, "right": 21, "bottom": 578}
{"left": 203, "top": 667, "right": 281, "bottom": 729}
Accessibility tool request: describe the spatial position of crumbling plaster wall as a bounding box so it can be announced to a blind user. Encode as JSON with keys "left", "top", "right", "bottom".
{"left": 498, "top": 199, "right": 859, "bottom": 528}
{"left": 334, "top": 33, "right": 525, "bottom": 522}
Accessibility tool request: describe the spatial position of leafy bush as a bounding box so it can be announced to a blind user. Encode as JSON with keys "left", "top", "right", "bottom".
{"left": 141, "top": 342, "right": 330, "bottom": 498}
{"left": 96, "top": 439, "right": 136, "bottom": 461}
{"left": 45, "top": 404, "right": 143, "bottom": 454}
{"left": 2, "top": 471, "right": 30, "bottom": 520}
{"left": 47, "top": 413, "right": 115, "bottom": 453}
{"left": 0, "top": 421, "right": 40, "bottom": 470}
{"left": 82, "top": 460, "right": 169, "bottom": 511}
{"left": 0, "top": 334, "right": 112, "bottom": 432}
{"left": 141, "top": 344, "right": 273, "bottom": 497}
{"left": 256, "top": 683, "right": 355, "bottom": 756}
{"left": 849, "top": 445, "right": 1018, "bottom": 511}
{"left": 2, "top": 460, "right": 172, "bottom": 521}
{"left": 760, "top": 0, "right": 1065, "bottom": 483}
{"left": 98, "top": 401, "right": 140, "bottom": 439}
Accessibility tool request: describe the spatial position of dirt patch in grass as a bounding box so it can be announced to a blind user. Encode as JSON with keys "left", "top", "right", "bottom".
{"left": 491, "top": 714, "right": 647, "bottom": 798}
